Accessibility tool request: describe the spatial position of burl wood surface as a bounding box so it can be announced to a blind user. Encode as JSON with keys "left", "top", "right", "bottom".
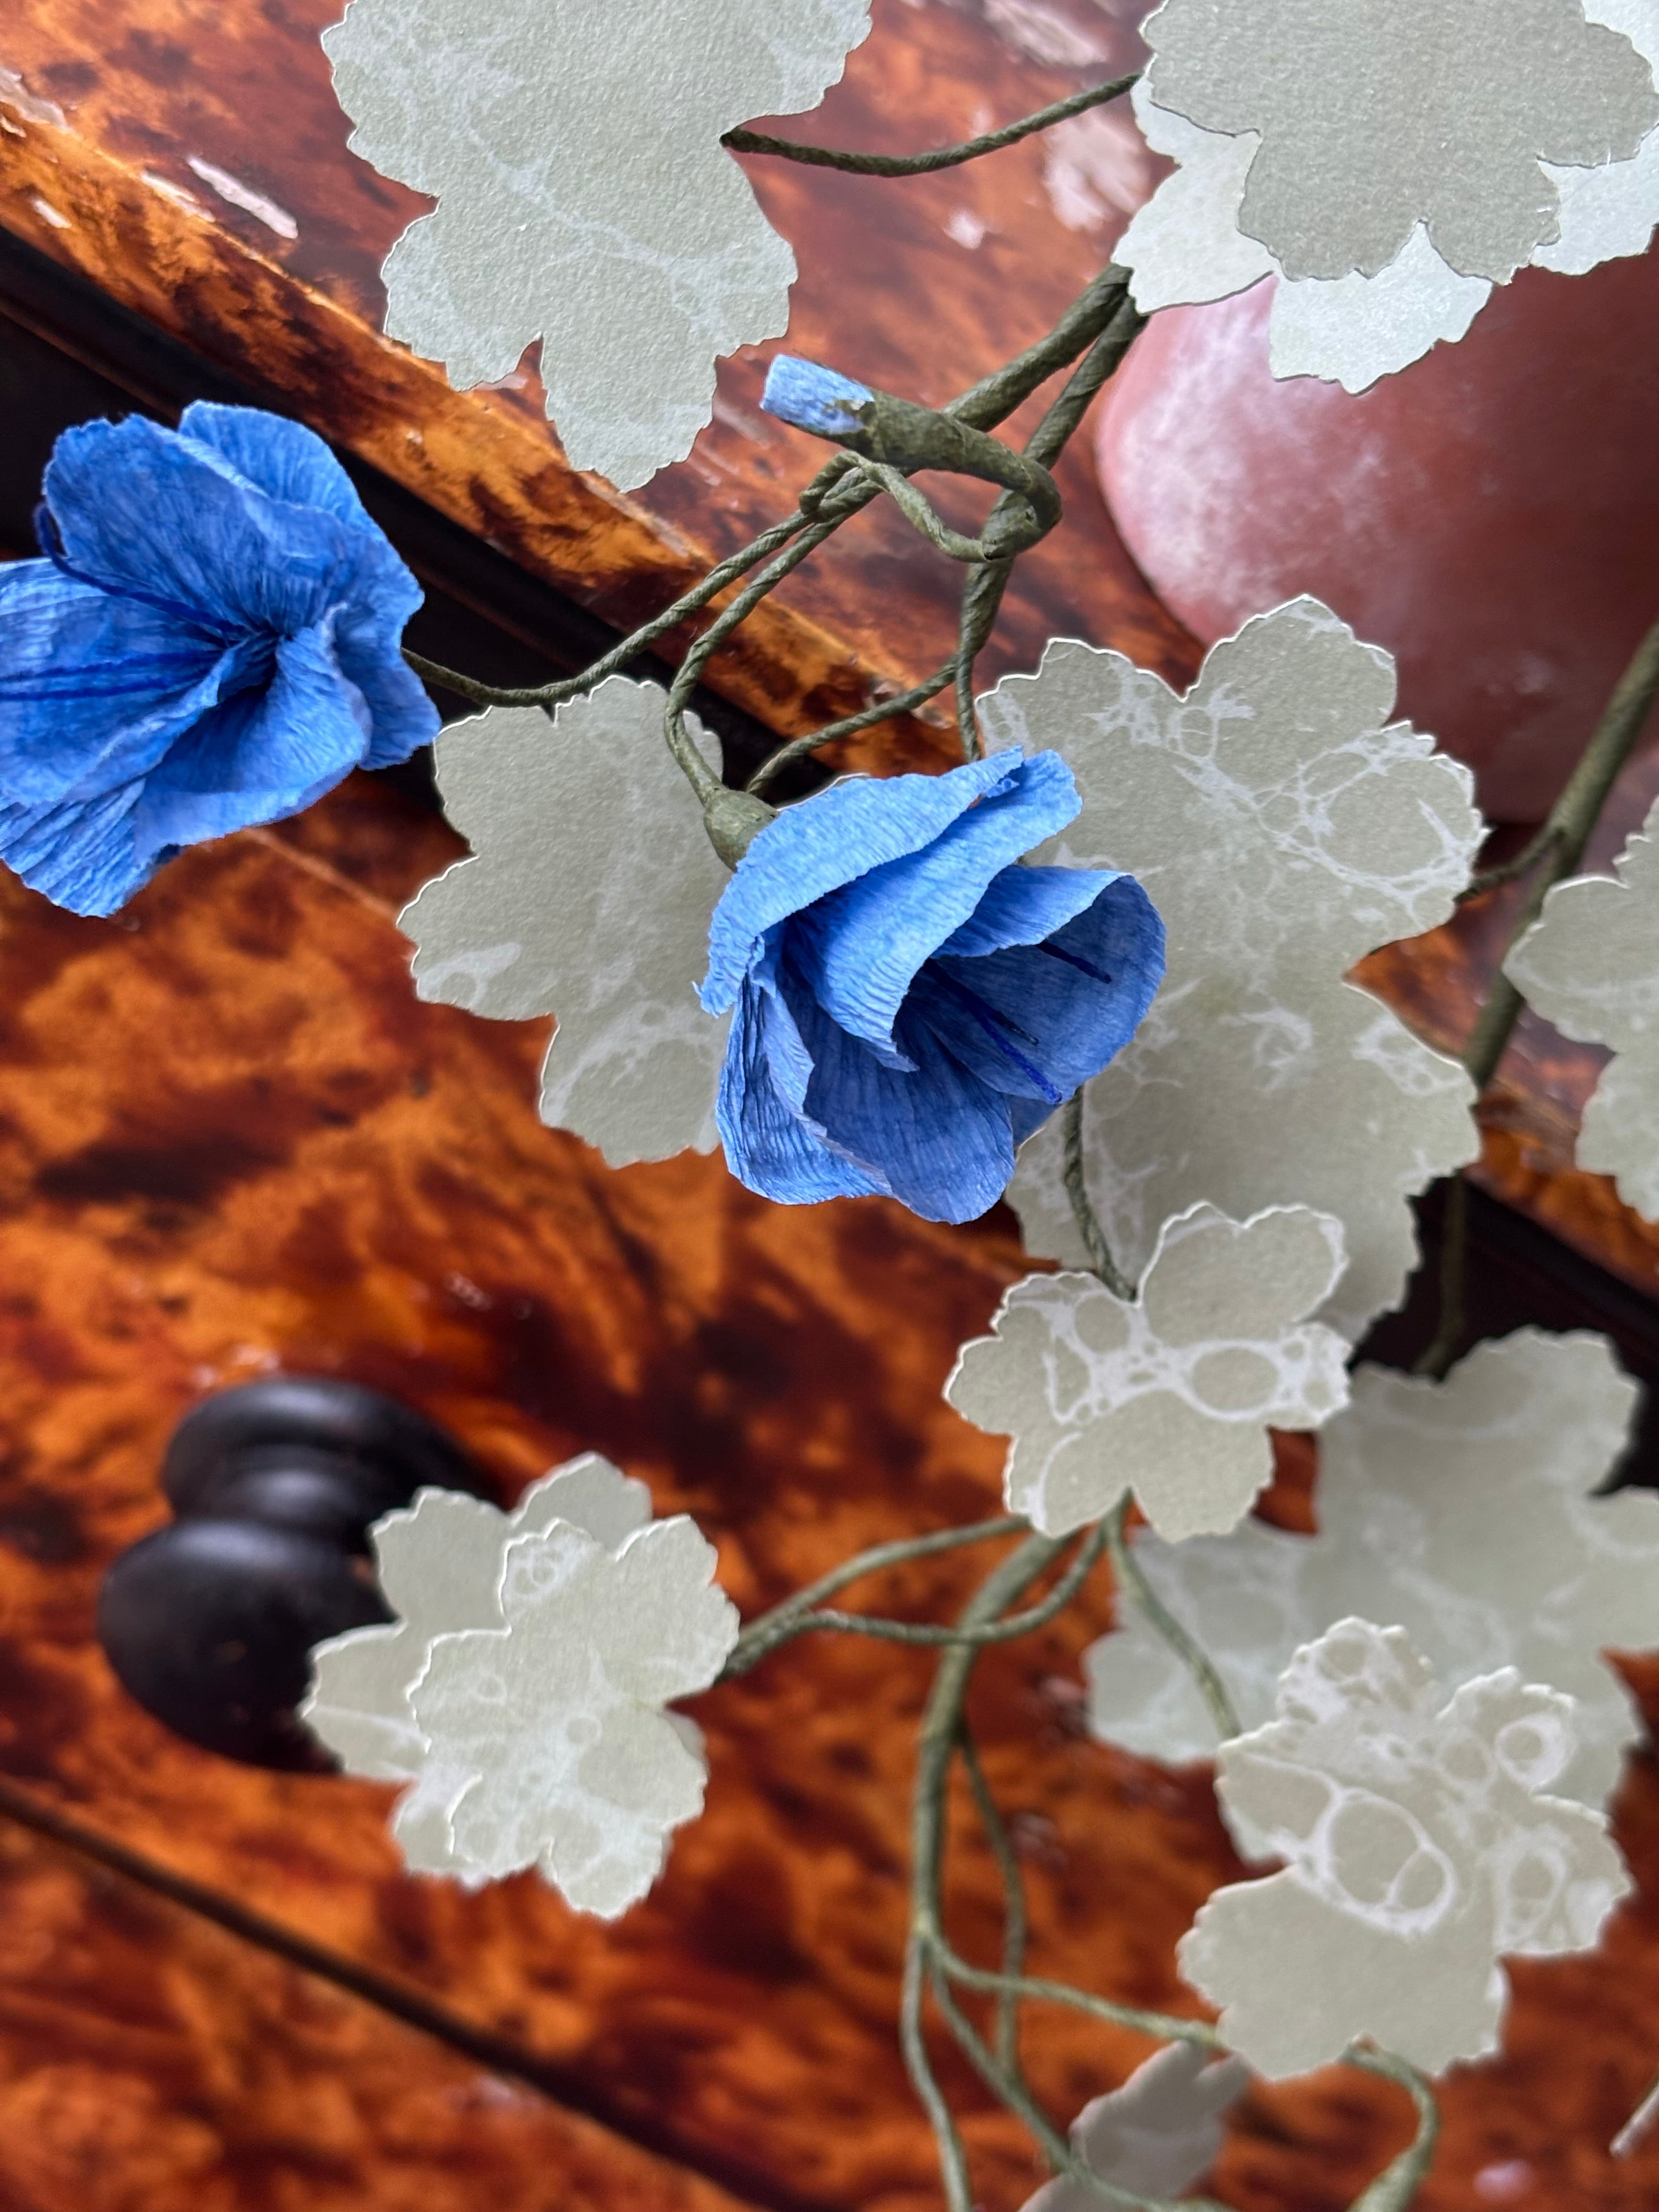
{"left": 6, "top": 0, "right": 1656, "bottom": 1301}
{"left": 0, "top": 0, "right": 1193, "bottom": 753}
{"left": 1, "top": 3, "right": 1659, "bottom": 2210}
{"left": 0, "top": 783, "right": 1656, "bottom": 2212}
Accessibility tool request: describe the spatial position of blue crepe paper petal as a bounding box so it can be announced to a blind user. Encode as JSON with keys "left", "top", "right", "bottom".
{"left": 0, "top": 403, "right": 438, "bottom": 913}
{"left": 791, "top": 969, "right": 1017, "bottom": 1223}
{"left": 701, "top": 754, "right": 1022, "bottom": 1013}
{"left": 0, "top": 782, "right": 146, "bottom": 917}
{"left": 44, "top": 417, "right": 356, "bottom": 640}
{"left": 715, "top": 944, "right": 887, "bottom": 1206}
{"left": 177, "top": 402, "right": 377, "bottom": 532}
{"left": 0, "top": 564, "right": 268, "bottom": 803}
{"left": 935, "top": 857, "right": 1115, "bottom": 960}
{"left": 921, "top": 877, "right": 1165, "bottom": 1108}
{"left": 129, "top": 624, "right": 373, "bottom": 866}
{"left": 705, "top": 750, "right": 1166, "bottom": 1225}
{"left": 793, "top": 753, "right": 1082, "bottom": 1057}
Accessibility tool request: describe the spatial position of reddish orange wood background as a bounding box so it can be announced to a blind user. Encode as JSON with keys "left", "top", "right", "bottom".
{"left": 2, "top": 4, "right": 1659, "bottom": 2210}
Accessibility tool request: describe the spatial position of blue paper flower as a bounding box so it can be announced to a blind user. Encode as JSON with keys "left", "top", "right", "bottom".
{"left": 699, "top": 751, "right": 1165, "bottom": 1224}
{"left": 0, "top": 402, "right": 439, "bottom": 916}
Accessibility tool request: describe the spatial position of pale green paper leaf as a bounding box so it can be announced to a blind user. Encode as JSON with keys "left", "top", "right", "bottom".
{"left": 946, "top": 1204, "right": 1349, "bottom": 1542}
{"left": 981, "top": 601, "right": 1482, "bottom": 1339}
{"left": 1504, "top": 794, "right": 1659, "bottom": 1222}
{"left": 1178, "top": 1619, "right": 1630, "bottom": 2079}
{"left": 323, "top": 0, "right": 872, "bottom": 488}
{"left": 303, "top": 1454, "right": 657, "bottom": 1880}
{"left": 1020, "top": 2044, "right": 1250, "bottom": 2211}
{"left": 414, "top": 1515, "right": 739, "bottom": 1916}
{"left": 1119, "top": 1, "right": 1659, "bottom": 387}
{"left": 1085, "top": 1331, "right": 1652, "bottom": 1817}
{"left": 398, "top": 681, "right": 731, "bottom": 1167}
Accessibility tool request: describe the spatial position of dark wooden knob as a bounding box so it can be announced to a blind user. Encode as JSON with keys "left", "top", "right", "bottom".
{"left": 98, "top": 1378, "right": 487, "bottom": 1769}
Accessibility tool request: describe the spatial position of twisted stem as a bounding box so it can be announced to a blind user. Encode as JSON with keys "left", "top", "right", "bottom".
{"left": 408, "top": 266, "right": 1132, "bottom": 722}
{"left": 1104, "top": 1497, "right": 1242, "bottom": 1741}
{"left": 1342, "top": 2050, "right": 1440, "bottom": 2211}
{"left": 1418, "top": 613, "right": 1659, "bottom": 1378}
{"left": 1062, "top": 1090, "right": 1137, "bottom": 1300}
{"left": 958, "top": 1725, "right": 1028, "bottom": 2072}
{"left": 721, "top": 1515, "right": 1028, "bottom": 1679}
{"left": 723, "top": 72, "right": 1137, "bottom": 178}
{"left": 906, "top": 1532, "right": 1071, "bottom": 2202}
{"left": 724, "top": 1520, "right": 1110, "bottom": 1673}
{"left": 901, "top": 1534, "right": 1438, "bottom": 2211}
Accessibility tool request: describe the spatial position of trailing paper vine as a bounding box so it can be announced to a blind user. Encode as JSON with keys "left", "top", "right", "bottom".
{"left": 6, "top": 4, "right": 1659, "bottom": 2204}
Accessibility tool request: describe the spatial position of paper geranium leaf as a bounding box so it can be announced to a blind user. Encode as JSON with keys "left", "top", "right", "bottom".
{"left": 1020, "top": 2044, "right": 1251, "bottom": 2212}
{"left": 1179, "top": 1619, "right": 1631, "bottom": 2080}
{"left": 1536, "top": 3, "right": 1659, "bottom": 274}
{"left": 1118, "top": 1, "right": 1659, "bottom": 390}
{"left": 981, "top": 601, "right": 1482, "bottom": 1339}
{"left": 399, "top": 680, "right": 731, "bottom": 1166}
{"left": 946, "top": 1205, "right": 1349, "bottom": 1541}
{"left": 1504, "top": 794, "right": 1659, "bottom": 1220}
{"left": 323, "top": 0, "right": 872, "bottom": 488}
{"left": 413, "top": 1513, "right": 738, "bottom": 1917}
{"left": 304, "top": 1454, "right": 653, "bottom": 1876}
{"left": 1086, "top": 1330, "right": 1653, "bottom": 1816}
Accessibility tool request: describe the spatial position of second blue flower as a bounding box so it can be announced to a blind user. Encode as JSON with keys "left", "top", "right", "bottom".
{"left": 699, "top": 750, "right": 1165, "bottom": 1224}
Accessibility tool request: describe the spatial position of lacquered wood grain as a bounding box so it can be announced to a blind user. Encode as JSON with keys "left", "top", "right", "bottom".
{"left": 3, "top": 3, "right": 1659, "bottom": 2206}
{"left": 8, "top": 0, "right": 1658, "bottom": 1293}
{"left": 0, "top": 786, "right": 1648, "bottom": 2208}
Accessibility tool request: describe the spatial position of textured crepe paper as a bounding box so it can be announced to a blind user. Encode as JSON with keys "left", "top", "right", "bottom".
{"left": 412, "top": 1514, "right": 738, "bottom": 1917}
{"left": 1084, "top": 1331, "right": 1654, "bottom": 1822}
{"left": 1178, "top": 1618, "right": 1630, "bottom": 2080}
{"left": 1019, "top": 2044, "right": 1251, "bottom": 2212}
{"left": 980, "top": 600, "right": 1483, "bottom": 1341}
{"left": 1504, "top": 794, "right": 1659, "bottom": 1221}
{"left": 945, "top": 1205, "right": 1350, "bottom": 1542}
{"left": 1118, "top": 0, "right": 1659, "bottom": 390}
{"left": 323, "top": 0, "right": 872, "bottom": 489}
{"left": 304, "top": 1455, "right": 653, "bottom": 1877}
{"left": 399, "top": 682, "right": 731, "bottom": 1167}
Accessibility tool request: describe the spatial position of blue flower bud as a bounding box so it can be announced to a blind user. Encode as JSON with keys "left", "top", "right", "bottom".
{"left": 760, "top": 356, "right": 874, "bottom": 438}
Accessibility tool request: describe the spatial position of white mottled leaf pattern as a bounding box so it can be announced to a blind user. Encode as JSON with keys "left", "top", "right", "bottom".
{"left": 1086, "top": 1331, "right": 1654, "bottom": 1816}
{"left": 399, "top": 681, "right": 731, "bottom": 1167}
{"left": 1020, "top": 2044, "right": 1250, "bottom": 2211}
{"left": 413, "top": 1513, "right": 737, "bottom": 1916}
{"left": 1504, "top": 794, "right": 1659, "bottom": 1221}
{"left": 946, "top": 1205, "right": 1350, "bottom": 1541}
{"left": 324, "top": 0, "right": 872, "bottom": 488}
{"left": 1118, "top": 1, "right": 1659, "bottom": 388}
{"left": 303, "top": 1453, "right": 726, "bottom": 1906}
{"left": 981, "top": 600, "right": 1483, "bottom": 1339}
{"left": 1178, "top": 1619, "right": 1631, "bottom": 2079}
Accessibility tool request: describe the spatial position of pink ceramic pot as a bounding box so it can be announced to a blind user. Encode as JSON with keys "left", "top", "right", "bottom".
{"left": 1095, "top": 255, "right": 1659, "bottom": 822}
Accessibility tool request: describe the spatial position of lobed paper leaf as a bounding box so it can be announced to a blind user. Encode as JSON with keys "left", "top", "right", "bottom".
{"left": 1020, "top": 2043, "right": 1251, "bottom": 2211}
{"left": 414, "top": 1514, "right": 738, "bottom": 1916}
{"left": 323, "top": 0, "right": 872, "bottom": 488}
{"left": 398, "top": 681, "right": 731, "bottom": 1167}
{"left": 1086, "top": 1331, "right": 1653, "bottom": 1816}
{"left": 981, "top": 600, "right": 1483, "bottom": 1339}
{"left": 1179, "top": 1619, "right": 1631, "bottom": 2079}
{"left": 946, "top": 1205, "right": 1350, "bottom": 1541}
{"left": 1504, "top": 794, "right": 1659, "bottom": 1221}
{"left": 1119, "top": 0, "right": 1659, "bottom": 388}
{"left": 303, "top": 1453, "right": 732, "bottom": 1908}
